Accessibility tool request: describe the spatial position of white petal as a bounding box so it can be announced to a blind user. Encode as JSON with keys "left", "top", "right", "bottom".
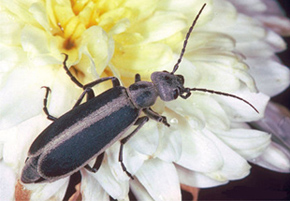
{"left": 0, "top": 66, "right": 53, "bottom": 129}
{"left": 215, "top": 128, "right": 271, "bottom": 159}
{"left": 157, "top": 0, "right": 212, "bottom": 24}
{"left": 248, "top": 59, "right": 290, "bottom": 97}
{"left": 251, "top": 102, "right": 290, "bottom": 150}
{"left": 127, "top": 121, "right": 160, "bottom": 156}
{"left": 1, "top": 0, "right": 36, "bottom": 25}
{"left": 79, "top": 26, "right": 112, "bottom": 75}
{"left": 0, "top": 11, "right": 23, "bottom": 45}
{"left": 129, "top": 178, "right": 154, "bottom": 201}
{"left": 0, "top": 45, "right": 26, "bottom": 73}
{"left": 91, "top": 155, "right": 129, "bottom": 200}
{"left": 112, "top": 43, "right": 173, "bottom": 78}
{"left": 216, "top": 89, "right": 269, "bottom": 122}
{"left": 136, "top": 158, "right": 181, "bottom": 201}
{"left": 0, "top": 161, "right": 16, "bottom": 201}
{"left": 203, "top": 129, "right": 251, "bottom": 180}
{"left": 29, "top": 2, "right": 50, "bottom": 32}
{"left": 26, "top": 178, "right": 69, "bottom": 201}
{"left": 249, "top": 142, "right": 290, "bottom": 173}
{"left": 166, "top": 94, "right": 230, "bottom": 131}
{"left": 81, "top": 169, "right": 109, "bottom": 201}
{"left": 176, "top": 126, "right": 223, "bottom": 173}
{"left": 155, "top": 116, "right": 182, "bottom": 162}
{"left": 106, "top": 141, "right": 146, "bottom": 180}
{"left": 177, "top": 165, "right": 227, "bottom": 188}
{"left": 132, "top": 11, "right": 187, "bottom": 44}
{"left": 21, "top": 25, "right": 51, "bottom": 56}
{"left": 2, "top": 115, "right": 49, "bottom": 170}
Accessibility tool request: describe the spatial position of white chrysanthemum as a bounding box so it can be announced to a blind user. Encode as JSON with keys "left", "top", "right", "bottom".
{"left": 0, "top": 0, "right": 290, "bottom": 200}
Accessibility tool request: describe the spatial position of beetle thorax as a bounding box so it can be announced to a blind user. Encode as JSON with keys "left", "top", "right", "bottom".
{"left": 128, "top": 81, "right": 158, "bottom": 109}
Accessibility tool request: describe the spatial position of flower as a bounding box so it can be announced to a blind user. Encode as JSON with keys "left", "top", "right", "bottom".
{"left": 0, "top": 0, "right": 290, "bottom": 200}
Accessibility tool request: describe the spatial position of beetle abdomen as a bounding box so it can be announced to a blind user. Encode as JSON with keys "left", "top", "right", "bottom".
{"left": 21, "top": 155, "right": 43, "bottom": 183}
{"left": 23, "top": 87, "right": 140, "bottom": 182}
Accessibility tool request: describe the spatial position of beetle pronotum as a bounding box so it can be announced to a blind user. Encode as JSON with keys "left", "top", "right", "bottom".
{"left": 21, "top": 3, "right": 257, "bottom": 189}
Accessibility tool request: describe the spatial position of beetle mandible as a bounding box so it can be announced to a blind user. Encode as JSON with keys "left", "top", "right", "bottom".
{"left": 21, "top": 3, "right": 258, "bottom": 184}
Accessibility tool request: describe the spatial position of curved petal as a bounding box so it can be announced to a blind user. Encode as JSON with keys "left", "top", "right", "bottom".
{"left": 127, "top": 121, "right": 160, "bottom": 156}
{"left": 81, "top": 169, "right": 109, "bottom": 201}
{"left": 25, "top": 178, "right": 69, "bottom": 201}
{"left": 0, "top": 66, "right": 53, "bottom": 129}
{"left": 2, "top": 115, "right": 49, "bottom": 170}
{"left": 214, "top": 128, "right": 271, "bottom": 159}
{"left": 248, "top": 59, "right": 290, "bottom": 97}
{"left": 130, "top": 178, "right": 154, "bottom": 201}
{"left": 177, "top": 165, "right": 227, "bottom": 188}
{"left": 91, "top": 155, "right": 129, "bottom": 200}
{"left": 216, "top": 89, "right": 269, "bottom": 122}
{"left": 106, "top": 141, "right": 146, "bottom": 180}
{"left": 203, "top": 129, "right": 251, "bottom": 181}
{"left": 136, "top": 158, "right": 181, "bottom": 201}
{"left": 176, "top": 126, "right": 223, "bottom": 173}
{"left": 0, "top": 161, "right": 16, "bottom": 201}
{"left": 0, "top": 11, "right": 23, "bottom": 45}
{"left": 249, "top": 142, "right": 290, "bottom": 173}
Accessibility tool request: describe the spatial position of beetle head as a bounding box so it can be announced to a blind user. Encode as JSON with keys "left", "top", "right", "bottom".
{"left": 151, "top": 71, "right": 191, "bottom": 101}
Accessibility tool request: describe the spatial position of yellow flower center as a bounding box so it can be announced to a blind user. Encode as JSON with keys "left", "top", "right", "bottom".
{"left": 50, "top": 0, "right": 132, "bottom": 51}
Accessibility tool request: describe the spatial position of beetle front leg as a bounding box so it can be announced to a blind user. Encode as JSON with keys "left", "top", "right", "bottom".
{"left": 62, "top": 54, "right": 120, "bottom": 89}
{"left": 41, "top": 87, "right": 58, "bottom": 121}
{"left": 119, "top": 116, "right": 149, "bottom": 179}
{"left": 143, "top": 107, "right": 170, "bottom": 127}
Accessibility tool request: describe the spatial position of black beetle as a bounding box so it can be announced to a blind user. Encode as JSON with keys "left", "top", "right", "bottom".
{"left": 21, "top": 3, "right": 258, "bottom": 184}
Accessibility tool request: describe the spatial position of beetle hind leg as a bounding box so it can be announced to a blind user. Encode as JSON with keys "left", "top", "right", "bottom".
{"left": 84, "top": 152, "right": 105, "bottom": 173}
{"left": 119, "top": 116, "right": 149, "bottom": 179}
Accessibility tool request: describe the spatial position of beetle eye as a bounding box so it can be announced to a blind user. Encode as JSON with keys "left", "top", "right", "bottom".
{"left": 173, "top": 89, "right": 179, "bottom": 99}
{"left": 177, "top": 75, "right": 184, "bottom": 84}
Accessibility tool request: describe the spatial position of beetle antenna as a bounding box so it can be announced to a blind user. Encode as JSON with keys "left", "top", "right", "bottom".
{"left": 171, "top": 3, "right": 206, "bottom": 74}
{"left": 189, "top": 88, "right": 259, "bottom": 113}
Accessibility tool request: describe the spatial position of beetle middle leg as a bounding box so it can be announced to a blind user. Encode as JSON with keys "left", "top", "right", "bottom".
{"left": 41, "top": 86, "right": 58, "bottom": 121}
{"left": 119, "top": 116, "right": 149, "bottom": 179}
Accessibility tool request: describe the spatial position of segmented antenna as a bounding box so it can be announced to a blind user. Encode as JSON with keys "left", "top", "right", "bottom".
{"left": 171, "top": 3, "right": 206, "bottom": 74}
{"left": 190, "top": 88, "right": 259, "bottom": 113}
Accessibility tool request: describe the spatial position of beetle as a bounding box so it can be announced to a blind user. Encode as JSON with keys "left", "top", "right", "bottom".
{"left": 21, "top": 3, "right": 258, "bottom": 184}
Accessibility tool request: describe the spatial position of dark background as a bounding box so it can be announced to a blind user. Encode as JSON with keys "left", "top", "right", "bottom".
{"left": 196, "top": 1, "right": 290, "bottom": 201}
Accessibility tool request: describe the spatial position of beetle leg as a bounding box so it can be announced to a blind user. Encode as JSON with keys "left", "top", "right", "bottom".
{"left": 73, "top": 88, "right": 95, "bottom": 108}
{"left": 62, "top": 53, "right": 84, "bottom": 88}
{"left": 143, "top": 107, "right": 170, "bottom": 127}
{"left": 83, "top": 76, "right": 120, "bottom": 89}
{"left": 135, "top": 74, "right": 141, "bottom": 82}
{"left": 119, "top": 116, "right": 149, "bottom": 179}
{"left": 62, "top": 171, "right": 81, "bottom": 201}
{"left": 62, "top": 54, "right": 120, "bottom": 89}
{"left": 41, "top": 86, "right": 58, "bottom": 121}
{"left": 84, "top": 152, "right": 105, "bottom": 173}
{"left": 72, "top": 77, "right": 121, "bottom": 108}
